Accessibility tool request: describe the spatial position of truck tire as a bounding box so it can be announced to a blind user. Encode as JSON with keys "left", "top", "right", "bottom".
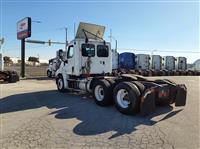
{"left": 131, "top": 81, "right": 145, "bottom": 94}
{"left": 113, "top": 82, "right": 140, "bottom": 115}
{"left": 56, "top": 75, "right": 66, "bottom": 93}
{"left": 105, "top": 78, "right": 117, "bottom": 88}
{"left": 47, "top": 70, "right": 52, "bottom": 78}
{"left": 92, "top": 79, "right": 113, "bottom": 106}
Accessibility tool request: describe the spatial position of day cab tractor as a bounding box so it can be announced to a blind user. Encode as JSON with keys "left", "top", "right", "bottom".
{"left": 0, "top": 70, "right": 19, "bottom": 83}
{"left": 55, "top": 22, "right": 187, "bottom": 115}
{"left": 0, "top": 53, "right": 19, "bottom": 83}
{"left": 47, "top": 49, "right": 64, "bottom": 78}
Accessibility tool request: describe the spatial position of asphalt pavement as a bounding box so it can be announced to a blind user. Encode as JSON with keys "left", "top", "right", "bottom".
{"left": 0, "top": 76, "right": 199, "bottom": 149}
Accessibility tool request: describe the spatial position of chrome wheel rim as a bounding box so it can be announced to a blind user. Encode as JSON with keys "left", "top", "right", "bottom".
{"left": 94, "top": 85, "right": 104, "bottom": 101}
{"left": 116, "top": 89, "right": 130, "bottom": 108}
{"left": 58, "top": 78, "right": 63, "bottom": 89}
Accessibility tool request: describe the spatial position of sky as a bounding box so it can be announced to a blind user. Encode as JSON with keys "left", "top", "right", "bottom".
{"left": 0, "top": 0, "right": 199, "bottom": 63}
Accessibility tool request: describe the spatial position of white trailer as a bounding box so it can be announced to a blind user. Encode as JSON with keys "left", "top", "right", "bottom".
{"left": 150, "top": 55, "right": 162, "bottom": 70}
{"left": 175, "top": 57, "right": 187, "bottom": 70}
{"left": 55, "top": 22, "right": 187, "bottom": 115}
{"left": 135, "top": 54, "right": 150, "bottom": 70}
{"left": 161, "top": 56, "right": 176, "bottom": 75}
{"left": 174, "top": 57, "right": 187, "bottom": 75}
{"left": 149, "top": 55, "right": 162, "bottom": 76}
{"left": 162, "top": 56, "right": 175, "bottom": 70}
{"left": 135, "top": 54, "right": 150, "bottom": 76}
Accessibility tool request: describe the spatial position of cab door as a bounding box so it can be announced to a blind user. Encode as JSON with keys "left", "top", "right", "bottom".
{"left": 65, "top": 45, "right": 75, "bottom": 75}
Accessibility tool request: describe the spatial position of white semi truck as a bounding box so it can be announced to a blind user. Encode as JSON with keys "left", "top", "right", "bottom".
{"left": 47, "top": 49, "right": 63, "bottom": 77}
{"left": 162, "top": 56, "right": 176, "bottom": 75}
{"left": 0, "top": 53, "right": 19, "bottom": 83}
{"left": 175, "top": 57, "right": 187, "bottom": 75}
{"left": 55, "top": 22, "right": 187, "bottom": 115}
{"left": 150, "top": 55, "right": 163, "bottom": 76}
{"left": 135, "top": 54, "right": 151, "bottom": 76}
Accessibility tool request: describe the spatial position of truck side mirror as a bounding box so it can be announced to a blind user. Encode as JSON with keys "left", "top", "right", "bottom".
{"left": 85, "top": 38, "right": 88, "bottom": 43}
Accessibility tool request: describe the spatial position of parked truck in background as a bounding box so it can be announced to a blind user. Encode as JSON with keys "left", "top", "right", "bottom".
{"left": 175, "top": 57, "right": 187, "bottom": 75}
{"left": 150, "top": 55, "right": 163, "bottom": 76}
{"left": 54, "top": 22, "right": 187, "bottom": 115}
{"left": 47, "top": 49, "right": 64, "bottom": 77}
{"left": 0, "top": 53, "right": 19, "bottom": 83}
{"left": 135, "top": 54, "right": 151, "bottom": 76}
{"left": 162, "top": 56, "right": 176, "bottom": 75}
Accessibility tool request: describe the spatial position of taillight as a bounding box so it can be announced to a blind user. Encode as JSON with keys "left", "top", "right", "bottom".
{"left": 158, "top": 89, "right": 169, "bottom": 98}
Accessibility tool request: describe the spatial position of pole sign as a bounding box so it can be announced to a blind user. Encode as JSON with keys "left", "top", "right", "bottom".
{"left": 17, "top": 17, "right": 31, "bottom": 39}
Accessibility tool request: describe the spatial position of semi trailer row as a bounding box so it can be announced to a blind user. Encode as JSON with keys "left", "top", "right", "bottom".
{"left": 54, "top": 22, "right": 187, "bottom": 115}
{"left": 117, "top": 52, "right": 199, "bottom": 76}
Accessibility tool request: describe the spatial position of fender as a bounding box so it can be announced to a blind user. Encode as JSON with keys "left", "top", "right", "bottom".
{"left": 56, "top": 62, "right": 69, "bottom": 89}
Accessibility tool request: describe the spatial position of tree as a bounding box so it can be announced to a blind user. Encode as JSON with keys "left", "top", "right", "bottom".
{"left": 27, "top": 56, "right": 40, "bottom": 66}
{"left": 28, "top": 56, "right": 39, "bottom": 62}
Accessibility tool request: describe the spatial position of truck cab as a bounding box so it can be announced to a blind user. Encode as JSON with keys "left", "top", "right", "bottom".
{"left": 60, "top": 39, "right": 112, "bottom": 76}
{"left": 56, "top": 22, "right": 112, "bottom": 79}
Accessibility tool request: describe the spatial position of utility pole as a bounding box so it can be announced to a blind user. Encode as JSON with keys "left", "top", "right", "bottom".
{"left": 0, "top": 37, "right": 4, "bottom": 53}
{"left": 110, "top": 29, "right": 112, "bottom": 44}
{"left": 74, "top": 23, "right": 76, "bottom": 39}
{"left": 21, "top": 39, "right": 25, "bottom": 78}
{"left": 0, "top": 38, "right": 5, "bottom": 71}
{"left": 65, "top": 27, "right": 68, "bottom": 51}
{"left": 108, "top": 35, "right": 117, "bottom": 52}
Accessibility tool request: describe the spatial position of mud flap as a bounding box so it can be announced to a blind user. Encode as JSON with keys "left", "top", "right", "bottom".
{"left": 175, "top": 85, "right": 187, "bottom": 106}
{"left": 140, "top": 89, "right": 156, "bottom": 116}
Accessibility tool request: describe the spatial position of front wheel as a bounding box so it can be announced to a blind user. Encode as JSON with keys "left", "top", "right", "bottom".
{"left": 47, "top": 70, "right": 52, "bottom": 78}
{"left": 113, "top": 82, "right": 140, "bottom": 115}
{"left": 56, "top": 75, "right": 66, "bottom": 92}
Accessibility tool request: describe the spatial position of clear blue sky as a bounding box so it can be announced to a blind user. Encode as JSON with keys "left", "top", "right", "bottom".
{"left": 0, "top": 0, "right": 199, "bottom": 63}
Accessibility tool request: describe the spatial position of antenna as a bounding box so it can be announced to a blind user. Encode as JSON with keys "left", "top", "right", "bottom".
{"left": 110, "top": 29, "right": 112, "bottom": 44}
{"left": 65, "top": 27, "right": 68, "bottom": 51}
{"left": 74, "top": 23, "right": 76, "bottom": 40}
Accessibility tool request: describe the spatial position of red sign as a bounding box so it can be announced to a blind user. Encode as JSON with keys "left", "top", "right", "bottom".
{"left": 17, "top": 17, "right": 31, "bottom": 39}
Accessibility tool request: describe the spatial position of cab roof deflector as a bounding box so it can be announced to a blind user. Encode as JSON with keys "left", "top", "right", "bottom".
{"left": 75, "top": 22, "right": 105, "bottom": 40}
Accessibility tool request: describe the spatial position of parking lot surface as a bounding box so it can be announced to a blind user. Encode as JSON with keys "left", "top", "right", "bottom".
{"left": 0, "top": 76, "right": 199, "bottom": 149}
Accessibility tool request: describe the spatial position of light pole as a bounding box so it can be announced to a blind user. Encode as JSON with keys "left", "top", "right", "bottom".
{"left": 0, "top": 37, "right": 4, "bottom": 52}
{"left": 59, "top": 27, "right": 68, "bottom": 51}
{"left": 0, "top": 38, "right": 4, "bottom": 71}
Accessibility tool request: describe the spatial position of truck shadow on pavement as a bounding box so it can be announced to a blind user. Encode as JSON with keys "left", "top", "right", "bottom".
{"left": 0, "top": 90, "right": 182, "bottom": 139}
